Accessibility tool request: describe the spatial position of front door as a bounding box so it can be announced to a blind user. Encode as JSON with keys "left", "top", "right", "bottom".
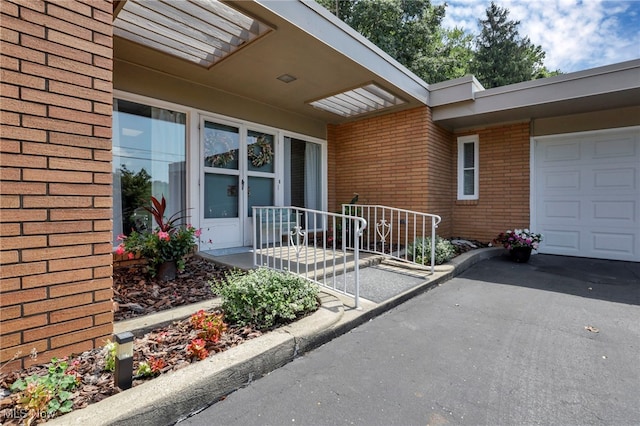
{"left": 200, "top": 117, "right": 276, "bottom": 249}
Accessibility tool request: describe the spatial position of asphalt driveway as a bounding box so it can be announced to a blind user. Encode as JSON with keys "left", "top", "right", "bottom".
{"left": 180, "top": 254, "right": 640, "bottom": 426}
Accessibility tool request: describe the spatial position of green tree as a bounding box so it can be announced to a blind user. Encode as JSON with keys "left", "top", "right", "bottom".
{"left": 119, "top": 165, "right": 152, "bottom": 233}
{"left": 412, "top": 27, "right": 474, "bottom": 83}
{"left": 317, "top": 0, "right": 353, "bottom": 21}
{"left": 471, "top": 2, "right": 555, "bottom": 88}
{"left": 316, "top": 0, "right": 472, "bottom": 84}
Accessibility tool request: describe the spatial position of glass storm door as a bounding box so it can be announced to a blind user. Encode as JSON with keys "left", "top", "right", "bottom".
{"left": 200, "top": 117, "right": 276, "bottom": 249}
{"left": 244, "top": 129, "right": 276, "bottom": 246}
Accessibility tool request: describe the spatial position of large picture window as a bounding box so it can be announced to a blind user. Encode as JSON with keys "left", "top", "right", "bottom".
{"left": 113, "top": 98, "right": 187, "bottom": 245}
{"left": 457, "top": 135, "right": 479, "bottom": 200}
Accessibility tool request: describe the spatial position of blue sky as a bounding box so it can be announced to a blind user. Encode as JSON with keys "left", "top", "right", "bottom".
{"left": 434, "top": 0, "right": 640, "bottom": 72}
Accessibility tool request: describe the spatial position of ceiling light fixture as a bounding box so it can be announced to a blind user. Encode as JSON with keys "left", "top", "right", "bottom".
{"left": 277, "top": 74, "right": 297, "bottom": 83}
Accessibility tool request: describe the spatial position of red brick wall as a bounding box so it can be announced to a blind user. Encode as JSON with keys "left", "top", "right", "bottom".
{"left": 0, "top": 0, "right": 113, "bottom": 369}
{"left": 327, "top": 107, "right": 453, "bottom": 237}
{"left": 451, "top": 122, "right": 531, "bottom": 242}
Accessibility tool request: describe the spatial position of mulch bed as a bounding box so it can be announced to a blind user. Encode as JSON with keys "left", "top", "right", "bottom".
{"left": 0, "top": 256, "right": 257, "bottom": 425}
{"left": 113, "top": 256, "right": 228, "bottom": 321}
{"left": 0, "top": 318, "right": 263, "bottom": 425}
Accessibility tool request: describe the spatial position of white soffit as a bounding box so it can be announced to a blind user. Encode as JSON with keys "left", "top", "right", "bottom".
{"left": 308, "top": 84, "right": 407, "bottom": 117}
{"left": 113, "top": 0, "right": 273, "bottom": 68}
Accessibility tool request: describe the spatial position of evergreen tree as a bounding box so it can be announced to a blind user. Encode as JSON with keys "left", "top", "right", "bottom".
{"left": 471, "top": 2, "right": 548, "bottom": 88}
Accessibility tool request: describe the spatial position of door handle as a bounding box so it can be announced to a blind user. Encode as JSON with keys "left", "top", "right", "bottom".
{"left": 241, "top": 179, "right": 245, "bottom": 190}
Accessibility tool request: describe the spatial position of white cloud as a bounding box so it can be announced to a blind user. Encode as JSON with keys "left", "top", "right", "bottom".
{"left": 436, "top": 0, "right": 640, "bottom": 72}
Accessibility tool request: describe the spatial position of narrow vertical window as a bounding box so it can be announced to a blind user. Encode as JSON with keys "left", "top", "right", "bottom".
{"left": 457, "top": 135, "right": 479, "bottom": 200}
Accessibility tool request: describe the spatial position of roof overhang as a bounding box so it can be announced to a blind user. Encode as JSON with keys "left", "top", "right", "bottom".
{"left": 430, "top": 60, "right": 640, "bottom": 130}
{"left": 113, "top": 0, "right": 429, "bottom": 125}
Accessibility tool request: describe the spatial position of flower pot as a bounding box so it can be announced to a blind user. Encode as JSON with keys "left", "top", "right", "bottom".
{"left": 509, "top": 247, "right": 532, "bottom": 263}
{"left": 157, "top": 260, "right": 177, "bottom": 281}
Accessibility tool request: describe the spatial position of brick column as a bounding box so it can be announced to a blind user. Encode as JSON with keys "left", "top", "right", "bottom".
{"left": 0, "top": 0, "right": 114, "bottom": 369}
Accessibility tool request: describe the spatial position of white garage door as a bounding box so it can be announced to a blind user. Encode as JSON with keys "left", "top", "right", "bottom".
{"left": 533, "top": 127, "right": 640, "bottom": 261}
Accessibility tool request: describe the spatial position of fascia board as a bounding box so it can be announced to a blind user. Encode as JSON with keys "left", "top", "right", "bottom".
{"left": 254, "top": 0, "right": 430, "bottom": 105}
{"left": 433, "top": 59, "right": 640, "bottom": 121}
{"left": 428, "top": 75, "right": 485, "bottom": 106}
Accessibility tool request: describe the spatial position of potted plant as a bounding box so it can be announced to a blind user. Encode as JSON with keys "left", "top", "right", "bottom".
{"left": 494, "top": 229, "right": 543, "bottom": 263}
{"left": 116, "top": 195, "right": 200, "bottom": 280}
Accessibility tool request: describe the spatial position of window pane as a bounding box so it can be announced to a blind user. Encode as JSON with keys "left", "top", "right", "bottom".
{"left": 204, "top": 173, "right": 239, "bottom": 218}
{"left": 463, "top": 142, "right": 475, "bottom": 168}
{"left": 463, "top": 169, "right": 475, "bottom": 195}
{"left": 247, "top": 176, "right": 274, "bottom": 217}
{"left": 204, "top": 122, "right": 239, "bottom": 169}
{"left": 113, "top": 99, "right": 186, "bottom": 245}
{"left": 247, "top": 131, "right": 275, "bottom": 173}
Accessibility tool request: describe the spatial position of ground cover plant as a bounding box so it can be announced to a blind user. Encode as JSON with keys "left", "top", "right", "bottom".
{"left": 213, "top": 268, "right": 320, "bottom": 330}
{"left": 407, "top": 236, "right": 457, "bottom": 265}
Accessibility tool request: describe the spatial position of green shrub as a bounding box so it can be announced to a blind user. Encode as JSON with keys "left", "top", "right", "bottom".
{"left": 407, "top": 236, "right": 456, "bottom": 265}
{"left": 212, "top": 268, "right": 319, "bottom": 330}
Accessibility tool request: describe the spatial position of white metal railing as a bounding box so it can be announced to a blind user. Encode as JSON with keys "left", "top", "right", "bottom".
{"left": 342, "top": 204, "right": 442, "bottom": 273}
{"left": 252, "top": 206, "right": 367, "bottom": 308}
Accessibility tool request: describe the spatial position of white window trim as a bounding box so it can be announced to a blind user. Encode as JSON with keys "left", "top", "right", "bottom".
{"left": 457, "top": 135, "right": 479, "bottom": 200}
{"left": 281, "top": 130, "right": 328, "bottom": 214}
{"left": 112, "top": 91, "right": 192, "bottom": 249}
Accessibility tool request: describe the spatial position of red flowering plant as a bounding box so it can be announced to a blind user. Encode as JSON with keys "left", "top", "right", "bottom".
{"left": 186, "top": 338, "right": 209, "bottom": 360}
{"left": 116, "top": 195, "right": 201, "bottom": 276}
{"left": 190, "top": 310, "right": 227, "bottom": 343}
{"left": 136, "top": 356, "right": 167, "bottom": 377}
{"left": 185, "top": 310, "right": 227, "bottom": 361}
{"left": 494, "top": 229, "right": 543, "bottom": 250}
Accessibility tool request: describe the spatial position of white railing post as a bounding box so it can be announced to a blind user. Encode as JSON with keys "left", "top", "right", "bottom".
{"left": 253, "top": 207, "right": 258, "bottom": 266}
{"left": 431, "top": 215, "right": 436, "bottom": 274}
{"left": 353, "top": 216, "right": 360, "bottom": 309}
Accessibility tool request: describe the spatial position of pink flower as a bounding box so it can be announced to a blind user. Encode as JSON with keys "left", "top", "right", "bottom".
{"left": 195, "top": 228, "right": 202, "bottom": 237}
{"left": 157, "top": 231, "right": 170, "bottom": 241}
{"left": 116, "top": 234, "right": 127, "bottom": 241}
{"left": 127, "top": 252, "right": 135, "bottom": 260}
{"left": 116, "top": 244, "right": 125, "bottom": 255}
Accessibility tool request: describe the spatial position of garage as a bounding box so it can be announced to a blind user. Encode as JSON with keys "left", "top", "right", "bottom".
{"left": 532, "top": 127, "right": 640, "bottom": 261}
